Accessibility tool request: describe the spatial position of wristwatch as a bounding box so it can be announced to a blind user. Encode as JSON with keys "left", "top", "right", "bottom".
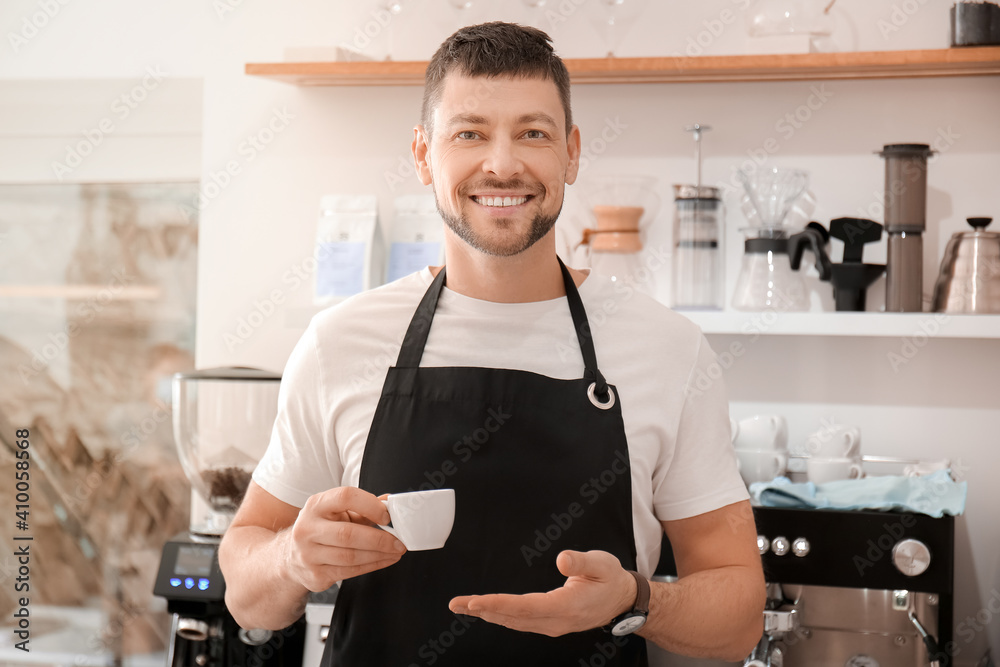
{"left": 608, "top": 570, "right": 650, "bottom": 636}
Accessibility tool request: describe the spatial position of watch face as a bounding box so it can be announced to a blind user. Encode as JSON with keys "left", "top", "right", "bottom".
{"left": 611, "top": 614, "right": 647, "bottom": 636}
{"left": 845, "top": 655, "right": 880, "bottom": 667}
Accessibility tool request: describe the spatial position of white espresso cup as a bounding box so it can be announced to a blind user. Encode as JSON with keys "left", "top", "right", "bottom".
{"left": 805, "top": 424, "right": 861, "bottom": 459}
{"left": 735, "top": 449, "right": 787, "bottom": 485}
{"left": 807, "top": 457, "right": 865, "bottom": 485}
{"left": 734, "top": 415, "right": 788, "bottom": 451}
{"left": 380, "top": 489, "right": 456, "bottom": 551}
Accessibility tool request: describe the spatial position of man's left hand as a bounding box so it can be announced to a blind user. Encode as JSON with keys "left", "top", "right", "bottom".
{"left": 448, "top": 550, "right": 637, "bottom": 637}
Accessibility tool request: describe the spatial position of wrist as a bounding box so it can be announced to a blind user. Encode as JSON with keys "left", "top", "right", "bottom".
{"left": 606, "top": 570, "right": 650, "bottom": 636}
{"left": 614, "top": 568, "right": 639, "bottom": 619}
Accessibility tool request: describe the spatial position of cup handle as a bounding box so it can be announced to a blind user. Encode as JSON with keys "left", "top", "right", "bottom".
{"left": 850, "top": 463, "right": 865, "bottom": 479}
{"left": 379, "top": 500, "right": 400, "bottom": 539}
{"left": 730, "top": 417, "right": 739, "bottom": 443}
{"left": 773, "top": 453, "right": 787, "bottom": 476}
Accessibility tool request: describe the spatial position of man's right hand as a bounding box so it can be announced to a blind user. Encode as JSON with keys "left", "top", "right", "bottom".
{"left": 282, "top": 486, "right": 407, "bottom": 592}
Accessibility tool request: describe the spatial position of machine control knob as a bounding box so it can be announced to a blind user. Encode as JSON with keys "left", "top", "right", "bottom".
{"left": 771, "top": 536, "right": 790, "bottom": 556}
{"left": 792, "top": 537, "right": 810, "bottom": 557}
{"left": 757, "top": 535, "right": 770, "bottom": 555}
{"left": 892, "top": 539, "right": 931, "bottom": 576}
{"left": 176, "top": 618, "right": 210, "bottom": 642}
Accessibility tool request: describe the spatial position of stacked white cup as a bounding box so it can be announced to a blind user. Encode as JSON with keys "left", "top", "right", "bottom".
{"left": 804, "top": 423, "right": 864, "bottom": 484}
{"left": 731, "top": 415, "right": 788, "bottom": 486}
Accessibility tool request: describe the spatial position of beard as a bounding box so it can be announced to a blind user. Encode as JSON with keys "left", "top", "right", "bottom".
{"left": 434, "top": 179, "right": 562, "bottom": 258}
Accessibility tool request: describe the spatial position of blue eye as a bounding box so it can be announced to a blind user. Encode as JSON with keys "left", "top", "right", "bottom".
{"left": 457, "top": 131, "right": 480, "bottom": 140}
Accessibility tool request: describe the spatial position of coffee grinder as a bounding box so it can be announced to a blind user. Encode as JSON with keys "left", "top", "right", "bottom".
{"left": 153, "top": 367, "right": 305, "bottom": 667}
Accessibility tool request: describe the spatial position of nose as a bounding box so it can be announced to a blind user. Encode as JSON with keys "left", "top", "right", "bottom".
{"left": 481, "top": 136, "right": 524, "bottom": 180}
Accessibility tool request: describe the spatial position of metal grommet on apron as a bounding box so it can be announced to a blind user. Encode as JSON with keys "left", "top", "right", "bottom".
{"left": 323, "top": 259, "right": 646, "bottom": 666}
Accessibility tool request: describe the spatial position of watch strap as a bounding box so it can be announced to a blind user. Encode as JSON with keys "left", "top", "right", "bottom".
{"left": 627, "top": 570, "right": 650, "bottom": 614}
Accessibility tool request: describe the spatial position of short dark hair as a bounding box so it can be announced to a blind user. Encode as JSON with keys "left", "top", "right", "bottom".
{"left": 421, "top": 22, "right": 572, "bottom": 137}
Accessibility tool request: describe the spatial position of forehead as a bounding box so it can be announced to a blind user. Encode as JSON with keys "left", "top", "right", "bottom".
{"left": 433, "top": 73, "right": 566, "bottom": 131}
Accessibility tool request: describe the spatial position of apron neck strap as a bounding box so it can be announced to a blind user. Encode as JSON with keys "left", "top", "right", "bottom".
{"left": 395, "top": 259, "right": 610, "bottom": 398}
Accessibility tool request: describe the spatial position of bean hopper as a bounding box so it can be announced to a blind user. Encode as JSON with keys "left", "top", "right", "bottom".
{"left": 153, "top": 367, "right": 305, "bottom": 667}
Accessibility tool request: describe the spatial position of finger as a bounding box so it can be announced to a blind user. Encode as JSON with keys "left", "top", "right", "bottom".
{"left": 329, "top": 555, "right": 405, "bottom": 581}
{"left": 556, "top": 549, "right": 615, "bottom": 580}
{"left": 345, "top": 509, "right": 377, "bottom": 527}
{"left": 311, "top": 487, "right": 391, "bottom": 525}
{"left": 456, "top": 603, "right": 560, "bottom": 636}
{"left": 454, "top": 591, "right": 564, "bottom": 619}
{"left": 314, "top": 520, "right": 406, "bottom": 555}
{"left": 313, "top": 544, "right": 406, "bottom": 568}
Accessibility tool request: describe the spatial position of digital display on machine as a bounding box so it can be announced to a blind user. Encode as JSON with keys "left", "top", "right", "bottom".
{"left": 174, "top": 545, "right": 215, "bottom": 577}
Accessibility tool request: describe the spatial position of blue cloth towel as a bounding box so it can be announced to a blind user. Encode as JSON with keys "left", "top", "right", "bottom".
{"left": 747, "top": 470, "right": 966, "bottom": 517}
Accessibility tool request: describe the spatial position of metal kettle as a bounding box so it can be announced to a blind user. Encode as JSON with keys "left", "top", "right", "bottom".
{"left": 932, "top": 217, "right": 1000, "bottom": 314}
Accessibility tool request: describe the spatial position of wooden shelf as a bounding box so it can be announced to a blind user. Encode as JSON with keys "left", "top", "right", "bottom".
{"left": 246, "top": 46, "right": 1000, "bottom": 86}
{"left": 681, "top": 311, "right": 1000, "bottom": 339}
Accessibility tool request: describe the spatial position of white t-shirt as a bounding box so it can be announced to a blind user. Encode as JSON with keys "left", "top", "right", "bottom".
{"left": 253, "top": 267, "right": 748, "bottom": 578}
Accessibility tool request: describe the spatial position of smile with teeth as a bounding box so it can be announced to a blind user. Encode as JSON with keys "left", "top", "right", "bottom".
{"left": 472, "top": 195, "right": 530, "bottom": 208}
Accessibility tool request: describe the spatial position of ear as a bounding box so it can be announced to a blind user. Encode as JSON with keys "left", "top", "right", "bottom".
{"left": 564, "top": 124, "right": 582, "bottom": 186}
{"left": 413, "top": 125, "right": 433, "bottom": 186}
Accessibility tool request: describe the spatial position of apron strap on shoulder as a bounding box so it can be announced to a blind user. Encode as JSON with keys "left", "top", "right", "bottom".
{"left": 396, "top": 266, "right": 448, "bottom": 368}
{"left": 558, "top": 258, "right": 611, "bottom": 402}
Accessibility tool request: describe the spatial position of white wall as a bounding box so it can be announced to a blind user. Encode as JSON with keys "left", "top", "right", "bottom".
{"left": 4, "top": 0, "right": 998, "bottom": 663}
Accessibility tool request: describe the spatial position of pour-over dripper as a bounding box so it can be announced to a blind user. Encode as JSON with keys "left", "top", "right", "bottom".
{"left": 575, "top": 174, "right": 662, "bottom": 293}
{"left": 577, "top": 174, "right": 661, "bottom": 253}
{"left": 738, "top": 167, "right": 811, "bottom": 231}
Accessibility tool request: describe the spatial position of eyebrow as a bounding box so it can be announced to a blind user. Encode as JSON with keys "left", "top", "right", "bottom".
{"left": 443, "top": 112, "right": 560, "bottom": 131}
{"left": 516, "top": 113, "right": 559, "bottom": 130}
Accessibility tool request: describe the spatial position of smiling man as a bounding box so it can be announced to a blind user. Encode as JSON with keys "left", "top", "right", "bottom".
{"left": 219, "top": 22, "right": 764, "bottom": 667}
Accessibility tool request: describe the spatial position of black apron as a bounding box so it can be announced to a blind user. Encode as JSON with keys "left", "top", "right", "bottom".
{"left": 323, "top": 260, "right": 647, "bottom": 667}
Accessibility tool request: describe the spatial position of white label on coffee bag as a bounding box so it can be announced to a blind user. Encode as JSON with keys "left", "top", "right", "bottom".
{"left": 317, "top": 241, "right": 366, "bottom": 297}
{"left": 387, "top": 241, "right": 441, "bottom": 283}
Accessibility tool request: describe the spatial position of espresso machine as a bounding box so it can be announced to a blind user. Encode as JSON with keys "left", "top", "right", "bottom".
{"left": 153, "top": 367, "right": 305, "bottom": 667}
{"left": 651, "top": 507, "right": 954, "bottom": 667}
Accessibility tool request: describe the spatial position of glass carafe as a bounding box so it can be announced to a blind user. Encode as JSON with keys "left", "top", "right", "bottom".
{"left": 732, "top": 228, "right": 830, "bottom": 311}
{"left": 672, "top": 185, "right": 723, "bottom": 310}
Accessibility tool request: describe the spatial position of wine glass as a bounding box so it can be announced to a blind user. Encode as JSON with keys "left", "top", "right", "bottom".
{"left": 602, "top": 0, "right": 626, "bottom": 57}
{"left": 382, "top": 0, "right": 404, "bottom": 61}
